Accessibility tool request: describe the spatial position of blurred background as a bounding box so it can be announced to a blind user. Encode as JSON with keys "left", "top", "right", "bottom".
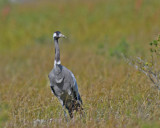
{"left": 0, "top": 0, "right": 160, "bottom": 127}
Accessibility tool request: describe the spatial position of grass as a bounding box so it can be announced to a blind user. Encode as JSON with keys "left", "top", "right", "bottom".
{"left": 0, "top": 0, "right": 160, "bottom": 127}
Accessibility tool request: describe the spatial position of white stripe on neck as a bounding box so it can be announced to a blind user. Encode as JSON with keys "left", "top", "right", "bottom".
{"left": 54, "top": 60, "right": 61, "bottom": 66}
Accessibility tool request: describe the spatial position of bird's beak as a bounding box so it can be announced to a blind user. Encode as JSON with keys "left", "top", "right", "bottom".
{"left": 59, "top": 33, "right": 67, "bottom": 38}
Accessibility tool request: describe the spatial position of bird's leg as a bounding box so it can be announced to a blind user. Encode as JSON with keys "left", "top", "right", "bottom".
{"left": 58, "top": 98, "right": 68, "bottom": 121}
{"left": 62, "top": 106, "right": 68, "bottom": 121}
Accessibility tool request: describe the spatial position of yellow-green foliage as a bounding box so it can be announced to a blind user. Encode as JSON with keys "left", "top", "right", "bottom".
{"left": 0, "top": 0, "right": 160, "bottom": 127}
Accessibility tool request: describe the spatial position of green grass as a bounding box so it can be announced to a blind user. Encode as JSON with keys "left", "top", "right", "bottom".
{"left": 1, "top": 0, "right": 160, "bottom": 127}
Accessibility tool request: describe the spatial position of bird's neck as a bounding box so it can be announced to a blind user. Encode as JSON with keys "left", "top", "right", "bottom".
{"left": 54, "top": 38, "right": 61, "bottom": 67}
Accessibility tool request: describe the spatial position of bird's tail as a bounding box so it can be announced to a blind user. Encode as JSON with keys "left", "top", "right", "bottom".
{"left": 78, "top": 94, "right": 83, "bottom": 104}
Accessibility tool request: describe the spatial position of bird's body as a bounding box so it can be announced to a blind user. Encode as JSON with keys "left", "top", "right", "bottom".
{"left": 48, "top": 65, "right": 82, "bottom": 110}
{"left": 48, "top": 31, "right": 83, "bottom": 118}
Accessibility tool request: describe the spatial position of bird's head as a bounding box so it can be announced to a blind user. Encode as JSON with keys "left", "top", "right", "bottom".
{"left": 53, "top": 31, "right": 66, "bottom": 39}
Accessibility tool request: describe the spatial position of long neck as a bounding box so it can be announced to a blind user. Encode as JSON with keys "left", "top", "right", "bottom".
{"left": 54, "top": 38, "right": 61, "bottom": 66}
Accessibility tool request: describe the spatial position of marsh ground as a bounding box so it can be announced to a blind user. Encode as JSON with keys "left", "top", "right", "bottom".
{"left": 0, "top": 0, "right": 160, "bottom": 127}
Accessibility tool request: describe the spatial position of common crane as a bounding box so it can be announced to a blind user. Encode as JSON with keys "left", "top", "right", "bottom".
{"left": 48, "top": 31, "right": 83, "bottom": 119}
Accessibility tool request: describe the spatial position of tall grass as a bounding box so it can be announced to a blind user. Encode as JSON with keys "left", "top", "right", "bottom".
{"left": 0, "top": 0, "right": 160, "bottom": 127}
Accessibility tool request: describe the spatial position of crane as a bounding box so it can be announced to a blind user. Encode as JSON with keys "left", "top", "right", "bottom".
{"left": 48, "top": 31, "right": 83, "bottom": 119}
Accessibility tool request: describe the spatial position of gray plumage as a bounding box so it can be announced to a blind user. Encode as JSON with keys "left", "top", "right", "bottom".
{"left": 48, "top": 31, "right": 83, "bottom": 118}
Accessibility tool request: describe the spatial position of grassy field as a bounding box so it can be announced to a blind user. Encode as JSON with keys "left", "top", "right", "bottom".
{"left": 1, "top": 0, "right": 160, "bottom": 127}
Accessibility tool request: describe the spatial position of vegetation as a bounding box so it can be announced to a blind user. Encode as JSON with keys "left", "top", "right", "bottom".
{"left": 124, "top": 35, "right": 160, "bottom": 90}
{"left": 0, "top": 0, "right": 160, "bottom": 127}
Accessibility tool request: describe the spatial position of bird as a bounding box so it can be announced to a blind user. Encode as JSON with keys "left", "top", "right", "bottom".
{"left": 48, "top": 31, "right": 83, "bottom": 119}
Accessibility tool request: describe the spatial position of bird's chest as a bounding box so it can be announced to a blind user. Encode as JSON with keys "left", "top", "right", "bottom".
{"left": 53, "top": 83, "right": 72, "bottom": 96}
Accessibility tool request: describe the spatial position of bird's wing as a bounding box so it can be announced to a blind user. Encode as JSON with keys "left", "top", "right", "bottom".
{"left": 69, "top": 71, "right": 82, "bottom": 103}
{"left": 48, "top": 71, "right": 57, "bottom": 96}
